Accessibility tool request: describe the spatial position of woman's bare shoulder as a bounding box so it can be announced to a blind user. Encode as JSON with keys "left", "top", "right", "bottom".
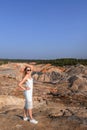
{"left": 22, "top": 74, "right": 28, "bottom": 81}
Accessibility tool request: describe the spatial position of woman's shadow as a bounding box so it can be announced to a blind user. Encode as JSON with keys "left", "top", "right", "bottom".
{"left": 16, "top": 115, "right": 23, "bottom": 120}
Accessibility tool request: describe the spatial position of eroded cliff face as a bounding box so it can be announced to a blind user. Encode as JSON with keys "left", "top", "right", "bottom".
{"left": 0, "top": 62, "right": 87, "bottom": 130}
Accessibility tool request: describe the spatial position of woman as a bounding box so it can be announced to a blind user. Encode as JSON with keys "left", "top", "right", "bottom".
{"left": 18, "top": 64, "right": 38, "bottom": 124}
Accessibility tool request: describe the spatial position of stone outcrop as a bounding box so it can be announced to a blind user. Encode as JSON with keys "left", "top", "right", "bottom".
{"left": 68, "top": 75, "right": 87, "bottom": 91}
{"left": 0, "top": 62, "right": 87, "bottom": 130}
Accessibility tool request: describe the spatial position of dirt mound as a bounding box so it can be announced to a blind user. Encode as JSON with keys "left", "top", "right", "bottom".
{"left": 0, "top": 63, "right": 87, "bottom": 130}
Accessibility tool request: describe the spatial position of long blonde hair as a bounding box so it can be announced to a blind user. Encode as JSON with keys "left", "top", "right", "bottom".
{"left": 22, "top": 66, "right": 31, "bottom": 78}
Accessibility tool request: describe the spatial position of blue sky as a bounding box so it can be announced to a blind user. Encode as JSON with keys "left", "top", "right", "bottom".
{"left": 0, "top": 0, "right": 87, "bottom": 59}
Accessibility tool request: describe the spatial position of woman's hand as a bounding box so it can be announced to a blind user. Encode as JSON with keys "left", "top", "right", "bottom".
{"left": 25, "top": 87, "right": 30, "bottom": 90}
{"left": 16, "top": 86, "right": 26, "bottom": 91}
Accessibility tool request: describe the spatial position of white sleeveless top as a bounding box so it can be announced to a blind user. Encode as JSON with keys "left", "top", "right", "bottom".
{"left": 25, "top": 78, "right": 33, "bottom": 89}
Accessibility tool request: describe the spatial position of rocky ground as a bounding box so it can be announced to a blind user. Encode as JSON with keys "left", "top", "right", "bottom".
{"left": 0, "top": 62, "right": 87, "bottom": 130}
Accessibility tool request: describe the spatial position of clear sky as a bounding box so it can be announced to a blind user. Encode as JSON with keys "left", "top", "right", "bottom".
{"left": 0, "top": 0, "right": 87, "bottom": 59}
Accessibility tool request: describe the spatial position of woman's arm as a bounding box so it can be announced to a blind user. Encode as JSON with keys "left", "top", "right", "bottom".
{"left": 19, "top": 63, "right": 34, "bottom": 73}
{"left": 24, "top": 63, "right": 34, "bottom": 71}
{"left": 18, "top": 75, "right": 28, "bottom": 90}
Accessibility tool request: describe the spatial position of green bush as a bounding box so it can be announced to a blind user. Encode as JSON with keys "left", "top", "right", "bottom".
{"left": 0, "top": 58, "right": 87, "bottom": 66}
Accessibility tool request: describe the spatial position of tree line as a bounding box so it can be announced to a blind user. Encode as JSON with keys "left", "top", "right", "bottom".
{"left": 0, "top": 58, "right": 87, "bottom": 66}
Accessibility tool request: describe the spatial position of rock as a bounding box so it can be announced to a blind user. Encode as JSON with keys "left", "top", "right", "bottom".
{"left": 0, "top": 95, "right": 24, "bottom": 109}
{"left": 0, "top": 63, "right": 87, "bottom": 130}
{"left": 68, "top": 75, "right": 87, "bottom": 92}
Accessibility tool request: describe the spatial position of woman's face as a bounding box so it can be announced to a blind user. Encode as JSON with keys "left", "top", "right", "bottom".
{"left": 26, "top": 68, "right": 31, "bottom": 73}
